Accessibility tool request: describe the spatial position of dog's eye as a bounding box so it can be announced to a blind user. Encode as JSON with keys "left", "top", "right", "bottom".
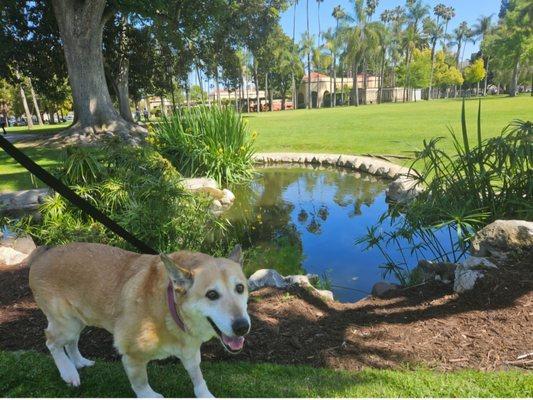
{"left": 206, "top": 290, "right": 219, "bottom": 300}
{"left": 236, "top": 284, "right": 244, "bottom": 294}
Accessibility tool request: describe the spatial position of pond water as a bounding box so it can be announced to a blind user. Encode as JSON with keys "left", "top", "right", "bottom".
{"left": 226, "top": 166, "right": 419, "bottom": 302}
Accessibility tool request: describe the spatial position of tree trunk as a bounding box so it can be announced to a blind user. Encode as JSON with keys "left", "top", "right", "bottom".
{"left": 115, "top": 15, "right": 133, "bottom": 122}
{"left": 15, "top": 71, "right": 34, "bottom": 129}
{"left": 428, "top": 38, "right": 437, "bottom": 101}
{"left": 509, "top": 57, "right": 520, "bottom": 97}
{"left": 351, "top": 59, "right": 360, "bottom": 106}
{"left": 307, "top": 52, "right": 311, "bottom": 109}
{"left": 291, "top": 72, "right": 297, "bottom": 110}
{"left": 483, "top": 58, "right": 490, "bottom": 96}
{"left": 265, "top": 73, "right": 269, "bottom": 111}
{"left": 51, "top": 0, "right": 142, "bottom": 137}
{"left": 253, "top": 58, "right": 260, "bottom": 113}
{"left": 332, "top": 53, "right": 337, "bottom": 107}
{"left": 215, "top": 67, "right": 221, "bottom": 106}
{"left": 160, "top": 95, "right": 166, "bottom": 116}
{"left": 28, "top": 79, "right": 43, "bottom": 125}
{"left": 378, "top": 48, "right": 385, "bottom": 104}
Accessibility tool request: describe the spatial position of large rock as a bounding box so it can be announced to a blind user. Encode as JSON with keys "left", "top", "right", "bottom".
{"left": 0, "top": 246, "right": 28, "bottom": 266}
{"left": 385, "top": 176, "right": 422, "bottom": 203}
{"left": 181, "top": 177, "right": 235, "bottom": 215}
{"left": 314, "top": 289, "right": 334, "bottom": 302}
{"left": 371, "top": 281, "right": 399, "bottom": 298}
{"left": 453, "top": 256, "right": 498, "bottom": 293}
{"left": 0, "top": 188, "right": 50, "bottom": 212}
{"left": 471, "top": 220, "right": 533, "bottom": 259}
{"left": 248, "top": 269, "right": 288, "bottom": 291}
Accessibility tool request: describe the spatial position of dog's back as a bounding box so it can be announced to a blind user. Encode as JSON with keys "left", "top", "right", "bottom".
{"left": 29, "top": 242, "right": 148, "bottom": 331}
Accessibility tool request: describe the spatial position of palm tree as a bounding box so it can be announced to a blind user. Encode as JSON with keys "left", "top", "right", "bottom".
{"left": 453, "top": 21, "right": 471, "bottom": 67}
{"left": 345, "top": 0, "right": 379, "bottom": 106}
{"left": 473, "top": 15, "right": 493, "bottom": 95}
{"left": 442, "top": 6, "right": 456, "bottom": 49}
{"left": 292, "top": 0, "right": 299, "bottom": 109}
{"left": 322, "top": 28, "right": 337, "bottom": 107}
{"left": 300, "top": 32, "right": 314, "bottom": 109}
{"left": 376, "top": 14, "right": 391, "bottom": 103}
{"left": 316, "top": 0, "right": 324, "bottom": 47}
{"left": 332, "top": 5, "right": 346, "bottom": 107}
{"left": 403, "top": 0, "right": 429, "bottom": 101}
{"left": 305, "top": 0, "right": 311, "bottom": 108}
{"left": 424, "top": 16, "right": 443, "bottom": 100}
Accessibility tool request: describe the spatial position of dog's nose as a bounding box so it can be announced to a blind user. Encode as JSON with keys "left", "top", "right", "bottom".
{"left": 232, "top": 318, "right": 250, "bottom": 336}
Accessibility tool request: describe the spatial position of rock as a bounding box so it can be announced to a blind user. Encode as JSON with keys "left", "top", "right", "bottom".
{"left": 315, "top": 289, "right": 334, "bottom": 301}
{"left": 385, "top": 176, "right": 422, "bottom": 203}
{"left": 0, "top": 246, "right": 28, "bottom": 266}
{"left": 220, "top": 189, "right": 235, "bottom": 205}
{"left": 454, "top": 265, "right": 484, "bottom": 293}
{"left": 453, "top": 256, "right": 498, "bottom": 293}
{"left": 461, "top": 256, "right": 497, "bottom": 270}
{"left": 248, "top": 269, "right": 288, "bottom": 291}
{"left": 371, "top": 281, "right": 399, "bottom": 298}
{"left": 284, "top": 274, "right": 311, "bottom": 287}
{"left": 471, "top": 220, "right": 533, "bottom": 259}
{"left": 416, "top": 259, "right": 457, "bottom": 283}
{"left": 181, "top": 177, "right": 219, "bottom": 192}
{"left": 0, "top": 188, "right": 51, "bottom": 212}
{"left": 11, "top": 236, "right": 36, "bottom": 255}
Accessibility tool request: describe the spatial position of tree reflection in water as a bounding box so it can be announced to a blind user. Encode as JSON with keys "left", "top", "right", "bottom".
{"left": 226, "top": 166, "right": 395, "bottom": 302}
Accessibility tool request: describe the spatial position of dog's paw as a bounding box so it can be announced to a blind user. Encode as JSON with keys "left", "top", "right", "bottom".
{"left": 60, "top": 367, "right": 81, "bottom": 387}
{"left": 194, "top": 386, "right": 214, "bottom": 398}
{"left": 136, "top": 388, "right": 163, "bottom": 398}
{"left": 75, "top": 357, "right": 95, "bottom": 369}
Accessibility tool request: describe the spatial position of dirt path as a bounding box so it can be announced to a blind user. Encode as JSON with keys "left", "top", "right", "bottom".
{"left": 1, "top": 251, "right": 531, "bottom": 371}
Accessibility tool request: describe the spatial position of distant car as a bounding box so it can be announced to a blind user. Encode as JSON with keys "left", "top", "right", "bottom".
{"left": 8, "top": 117, "right": 16, "bottom": 126}
{"left": 65, "top": 114, "right": 74, "bottom": 121}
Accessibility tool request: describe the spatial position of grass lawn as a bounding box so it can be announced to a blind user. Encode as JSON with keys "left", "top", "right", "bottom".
{"left": 1, "top": 96, "right": 532, "bottom": 192}
{"left": 3, "top": 123, "right": 70, "bottom": 135}
{"left": 1, "top": 351, "right": 531, "bottom": 397}
{"left": 246, "top": 95, "right": 533, "bottom": 156}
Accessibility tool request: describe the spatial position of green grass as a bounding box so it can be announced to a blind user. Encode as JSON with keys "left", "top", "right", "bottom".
{"left": 0, "top": 143, "right": 62, "bottom": 192}
{"left": 246, "top": 95, "right": 533, "bottom": 156}
{"left": 1, "top": 351, "right": 531, "bottom": 397}
{"left": 1, "top": 96, "right": 532, "bottom": 192}
{"left": 3, "top": 123, "right": 70, "bottom": 135}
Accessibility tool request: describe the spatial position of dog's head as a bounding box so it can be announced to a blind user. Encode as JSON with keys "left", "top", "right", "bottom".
{"left": 161, "top": 245, "right": 250, "bottom": 353}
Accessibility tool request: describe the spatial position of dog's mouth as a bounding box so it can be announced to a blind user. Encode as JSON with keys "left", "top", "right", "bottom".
{"left": 207, "top": 317, "right": 245, "bottom": 354}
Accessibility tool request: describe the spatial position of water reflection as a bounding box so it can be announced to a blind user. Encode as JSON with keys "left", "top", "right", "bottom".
{"left": 227, "top": 166, "right": 401, "bottom": 302}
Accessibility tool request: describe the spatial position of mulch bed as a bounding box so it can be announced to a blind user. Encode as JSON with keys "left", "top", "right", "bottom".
{"left": 1, "top": 250, "right": 532, "bottom": 372}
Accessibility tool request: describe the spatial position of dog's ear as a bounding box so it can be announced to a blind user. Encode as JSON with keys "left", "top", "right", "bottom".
{"left": 160, "top": 253, "right": 193, "bottom": 290}
{"left": 228, "top": 244, "right": 243, "bottom": 266}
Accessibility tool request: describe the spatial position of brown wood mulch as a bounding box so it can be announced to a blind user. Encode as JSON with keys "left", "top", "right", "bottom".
{"left": 1, "top": 250, "right": 532, "bottom": 372}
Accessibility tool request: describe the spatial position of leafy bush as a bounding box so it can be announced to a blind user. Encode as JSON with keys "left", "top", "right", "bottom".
{"left": 359, "top": 100, "right": 532, "bottom": 285}
{"left": 153, "top": 106, "right": 256, "bottom": 185}
{"left": 22, "top": 140, "right": 234, "bottom": 255}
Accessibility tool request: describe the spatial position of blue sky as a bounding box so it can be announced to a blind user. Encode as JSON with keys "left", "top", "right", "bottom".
{"left": 279, "top": 0, "right": 502, "bottom": 57}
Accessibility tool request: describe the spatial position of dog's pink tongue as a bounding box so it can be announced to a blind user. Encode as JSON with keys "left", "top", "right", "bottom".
{"left": 222, "top": 334, "right": 245, "bottom": 351}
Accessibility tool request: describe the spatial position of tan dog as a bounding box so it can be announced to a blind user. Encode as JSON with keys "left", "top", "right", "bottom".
{"left": 28, "top": 242, "right": 250, "bottom": 398}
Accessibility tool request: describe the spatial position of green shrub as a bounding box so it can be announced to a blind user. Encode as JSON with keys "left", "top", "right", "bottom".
{"left": 153, "top": 106, "right": 256, "bottom": 185}
{"left": 22, "top": 140, "right": 235, "bottom": 255}
{"left": 359, "top": 100, "right": 532, "bottom": 285}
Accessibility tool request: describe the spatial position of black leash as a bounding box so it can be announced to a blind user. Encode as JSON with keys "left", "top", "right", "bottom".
{"left": 0, "top": 127, "right": 158, "bottom": 255}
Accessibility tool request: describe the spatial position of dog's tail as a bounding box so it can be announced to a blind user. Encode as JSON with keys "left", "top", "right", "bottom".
{"left": 24, "top": 245, "right": 53, "bottom": 268}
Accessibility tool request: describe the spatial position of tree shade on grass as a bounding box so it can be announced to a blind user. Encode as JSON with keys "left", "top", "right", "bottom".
{"left": 0, "top": 351, "right": 531, "bottom": 398}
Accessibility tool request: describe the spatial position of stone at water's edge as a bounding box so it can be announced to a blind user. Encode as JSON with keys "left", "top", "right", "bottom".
{"left": 248, "top": 269, "right": 288, "bottom": 291}
{"left": 371, "top": 281, "right": 399, "bottom": 298}
{"left": 453, "top": 256, "right": 499, "bottom": 293}
{"left": 0, "top": 188, "right": 50, "bottom": 212}
{"left": 471, "top": 220, "right": 533, "bottom": 260}
{"left": 0, "top": 235, "right": 36, "bottom": 267}
{"left": 385, "top": 176, "right": 422, "bottom": 203}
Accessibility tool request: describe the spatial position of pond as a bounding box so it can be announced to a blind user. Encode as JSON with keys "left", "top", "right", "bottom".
{"left": 227, "top": 166, "right": 451, "bottom": 303}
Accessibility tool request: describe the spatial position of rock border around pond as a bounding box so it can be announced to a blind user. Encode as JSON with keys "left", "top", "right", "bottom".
{"left": 253, "top": 152, "right": 421, "bottom": 203}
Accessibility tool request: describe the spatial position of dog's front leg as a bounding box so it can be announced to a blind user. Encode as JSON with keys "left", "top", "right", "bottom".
{"left": 122, "top": 355, "right": 163, "bottom": 398}
{"left": 181, "top": 350, "right": 214, "bottom": 398}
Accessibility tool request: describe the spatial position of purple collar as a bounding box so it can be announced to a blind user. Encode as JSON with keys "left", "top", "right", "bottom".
{"left": 166, "top": 281, "right": 187, "bottom": 332}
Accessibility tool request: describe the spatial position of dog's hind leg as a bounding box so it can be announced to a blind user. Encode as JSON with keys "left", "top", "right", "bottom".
{"left": 181, "top": 350, "right": 213, "bottom": 398}
{"left": 122, "top": 354, "right": 163, "bottom": 398}
{"left": 45, "top": 317, "right": 81, "bottom": 387}
{"left": 64, "top": 322, "right": 95, "bottom": 369}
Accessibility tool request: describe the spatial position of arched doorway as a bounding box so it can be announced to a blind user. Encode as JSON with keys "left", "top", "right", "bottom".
{"left": 311, "top": 92, "right": 318, "bottom": 108}
{"left": 297, "top": 93, "right": 305, "bottom": 109}
{"left": 323, "top": 91, "right": 331, "bottom": 107}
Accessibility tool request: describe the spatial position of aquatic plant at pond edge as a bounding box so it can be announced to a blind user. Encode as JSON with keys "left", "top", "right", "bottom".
{"left": 358, "top": 99, "right": 532, "bottom": 285}
{"left": 154, "top": 106, "right": 256, "bottom": 185}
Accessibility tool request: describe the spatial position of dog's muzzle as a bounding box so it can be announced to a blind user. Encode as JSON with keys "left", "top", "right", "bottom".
{"left": 207, "top": 317, "right": 247, "bottom": 354}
